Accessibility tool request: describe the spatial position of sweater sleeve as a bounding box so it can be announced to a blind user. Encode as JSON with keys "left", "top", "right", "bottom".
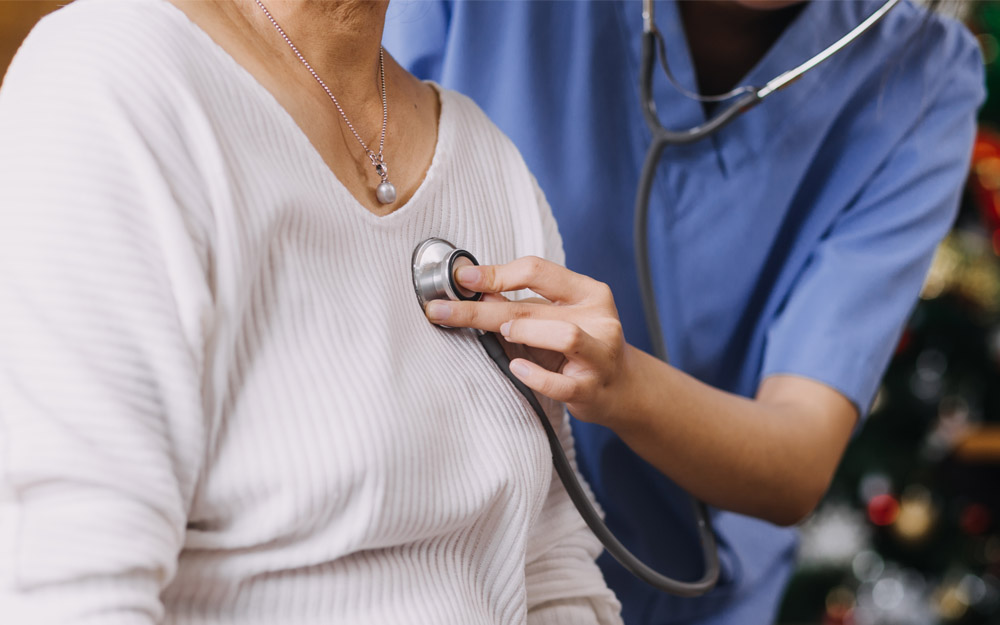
{"left": 0, "top": 9, "right": 211, "bottom": 624}
{"left": 522, "top": 178, "right": 622, "bottom": 625}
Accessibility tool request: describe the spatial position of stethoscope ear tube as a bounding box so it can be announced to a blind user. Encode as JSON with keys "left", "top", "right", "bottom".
{"left": 640, "top": 30, "right": 762, "bottom": 145}
{"left": 477, "top": 331, "right": 720, "bottom": 596}
{"left": 632, "top": 0, "right": 901, "bottom": 596}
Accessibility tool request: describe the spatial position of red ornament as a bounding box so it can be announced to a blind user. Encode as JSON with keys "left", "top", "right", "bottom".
{"left": 867, "top": 494, "right": 900, "bottom": 526}
{"left": 960, "top": 503, "right": 992, "bottom": 536}
{"left": 895, "top": 328, "right": 912, "bottom": 355}
{"left": 822, "top": 608, "right": 855, "bottom": 625}
{"left": 968, "top": 128, "right": 1000, "bottom": 244}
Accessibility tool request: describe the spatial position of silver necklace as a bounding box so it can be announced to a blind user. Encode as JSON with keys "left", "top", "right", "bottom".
{"left": 253, "top": 0, "right": 397, "bottom": 204}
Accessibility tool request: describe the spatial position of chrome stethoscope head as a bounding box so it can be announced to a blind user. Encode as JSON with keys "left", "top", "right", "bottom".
{"left": 411, "top": 238, "right": 483, "bottom": 325}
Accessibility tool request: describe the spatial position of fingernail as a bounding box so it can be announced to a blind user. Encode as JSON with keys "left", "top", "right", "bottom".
{"left": 426, "top": 300, "right": 451, "bottom": 322}
{"left": 500, "top": 321, "right": 512, "bottom": 337}
{"left": 455, "top": 266, "right": 481, "bottom": 287}
{"left": 509, "top": 360, "right": 530, "bottom": 378}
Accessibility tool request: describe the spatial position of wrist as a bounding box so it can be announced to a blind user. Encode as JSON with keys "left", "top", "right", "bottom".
{"left": 597, "top": 344, "right": 660, "bottom": 437}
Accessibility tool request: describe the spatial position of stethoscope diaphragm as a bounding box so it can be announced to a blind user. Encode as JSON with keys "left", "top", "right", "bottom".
{"left": 411, "top": 238, "right": 483, "bottom": 324}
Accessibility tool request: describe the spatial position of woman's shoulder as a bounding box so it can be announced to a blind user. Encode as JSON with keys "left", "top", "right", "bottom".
{"left": 435, "top": 83, "right": 543, "bottom": 195}
{"left": 3, "top": 0, "right": 212, "bottom": 111}
{"left": 0, "top": 0, "right": 235, "bottom": 194}
{"left": 0, "top": 0, "right": 219, "bottom": 262}
{"left": 436, "top": 85, "right": 527, "bottom": 157}
{"left": 434, "top": 85, "right": 564, "bottom": 263}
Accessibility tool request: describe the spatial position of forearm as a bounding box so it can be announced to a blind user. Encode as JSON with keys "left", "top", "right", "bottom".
{"left": 608, "top": 345, "right": 857, "bottom": 526}
{"left": 435, "top": 260, "right": 859, "bottom": 525}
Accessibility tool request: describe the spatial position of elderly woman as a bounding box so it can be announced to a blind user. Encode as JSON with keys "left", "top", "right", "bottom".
{"left": 0, "top": 0, "right": 622, "bottom": 623}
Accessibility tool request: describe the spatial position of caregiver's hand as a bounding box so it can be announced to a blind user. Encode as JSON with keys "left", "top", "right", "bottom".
{"left": 423, "top": 256, "right": 635, "bottom": 427}
{"left": 425, "top": 256, "right": 860, "bottom": 526}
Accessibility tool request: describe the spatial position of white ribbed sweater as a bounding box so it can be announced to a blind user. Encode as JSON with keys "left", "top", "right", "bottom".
{"left": 0, "top": 1, "right": 623, "bottom": 623}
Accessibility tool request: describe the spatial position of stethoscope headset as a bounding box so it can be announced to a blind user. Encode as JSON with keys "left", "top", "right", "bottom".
{"left": 412, "top": 0, "right": 901, "bottom": 597}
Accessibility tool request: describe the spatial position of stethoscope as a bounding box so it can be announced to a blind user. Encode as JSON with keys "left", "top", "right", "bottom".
{"left": 412, "top": 0, "right": 901, "bottom": 598}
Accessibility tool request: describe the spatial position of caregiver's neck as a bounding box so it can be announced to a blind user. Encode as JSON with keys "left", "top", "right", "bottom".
{"left": 679, "top": 0, "right": 806, "bottom": 109}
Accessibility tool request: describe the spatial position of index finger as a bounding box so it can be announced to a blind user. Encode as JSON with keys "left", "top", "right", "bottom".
{"left": 455, "top": 256, "right": 594, "bottom": 304}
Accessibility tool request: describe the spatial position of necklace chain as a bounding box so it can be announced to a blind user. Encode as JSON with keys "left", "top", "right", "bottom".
{"left": 253, "top": 0, "right": 390, "bottom": 182}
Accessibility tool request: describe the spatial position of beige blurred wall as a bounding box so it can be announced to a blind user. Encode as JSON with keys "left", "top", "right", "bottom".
{"left": 1, "top": 2, "right": 67, "bottom": 85}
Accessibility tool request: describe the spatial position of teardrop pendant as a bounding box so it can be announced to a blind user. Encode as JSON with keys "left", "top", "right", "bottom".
{"left": 376, "top": 181, "right": 397, "bottom": 204}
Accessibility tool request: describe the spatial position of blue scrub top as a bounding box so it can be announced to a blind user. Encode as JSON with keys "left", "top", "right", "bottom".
{"left": 384, "top": 1, "right": 984, "bottom": 623}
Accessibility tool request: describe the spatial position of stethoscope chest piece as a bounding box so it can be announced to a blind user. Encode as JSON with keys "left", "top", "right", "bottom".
{"left": 412, "top": 238, "right": 483, "bottom": 323}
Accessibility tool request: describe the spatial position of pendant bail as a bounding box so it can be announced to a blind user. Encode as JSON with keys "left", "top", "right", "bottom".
{"left": 369, "top": 152, "right": 389, "bottom": 182}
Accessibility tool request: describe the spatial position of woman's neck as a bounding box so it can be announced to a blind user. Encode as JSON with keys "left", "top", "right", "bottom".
{"left": 165, "top": 0, "right": 440, "bottom": 215}
{"left": 225, "top": 0, "right": 389, "bottom": 107}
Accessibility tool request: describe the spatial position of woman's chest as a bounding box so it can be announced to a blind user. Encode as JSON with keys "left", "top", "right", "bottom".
{"left": 187, "top": 182, "right": 553, "bottom": 556}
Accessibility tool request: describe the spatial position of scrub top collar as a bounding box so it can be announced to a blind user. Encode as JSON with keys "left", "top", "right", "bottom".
{"left": 628, "top": 0, "right": 892, "bottom": 176}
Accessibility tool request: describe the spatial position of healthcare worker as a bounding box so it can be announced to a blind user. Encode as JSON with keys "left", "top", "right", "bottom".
{"left": 384, "top": 0, "right": 984, "bottom": 623}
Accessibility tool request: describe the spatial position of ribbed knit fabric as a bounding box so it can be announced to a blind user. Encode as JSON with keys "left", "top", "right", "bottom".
{"left": 0, "top": 1, "right": 623, "bottom": 623}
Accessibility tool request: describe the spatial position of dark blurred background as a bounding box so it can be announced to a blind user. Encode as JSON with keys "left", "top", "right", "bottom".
{"left": 2, "top": 2, "right": 999, "bottom": 624}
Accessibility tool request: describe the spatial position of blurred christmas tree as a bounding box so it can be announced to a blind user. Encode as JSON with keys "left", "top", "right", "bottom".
{"left": 777, "top": 5, "right": 1000, "bottom": 624}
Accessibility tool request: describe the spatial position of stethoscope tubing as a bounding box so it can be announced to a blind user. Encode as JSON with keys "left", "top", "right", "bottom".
{"left": 631, "top": 0, "right": 902, "bottom": 597}
{"left": 412, "top": 0, "right": 905, "bottom": 599}
{"left": 477, "top": 332, "right": 721, "bottom": 596}
{"left": 414, "top": 237, "right": 722, "bottom": 594}
{"left": 631, "top": 138, "right": 724, "bottom": 596}
{"left": 631, "top": 50, "right": 725, "bottom": 595}
{"left": 638, "top": 31, "right": 763, "bottom": 148}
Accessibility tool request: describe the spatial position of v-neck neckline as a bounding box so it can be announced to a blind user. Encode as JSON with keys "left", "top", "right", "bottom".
{"left": 621, "top": 0, "right": 858, "bottom": 176}
{"left": 154, "top": 0, "right": 452, "bottom": 226}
